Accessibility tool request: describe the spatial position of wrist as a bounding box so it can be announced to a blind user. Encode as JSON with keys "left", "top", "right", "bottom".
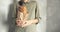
{"left": 31, "top": 19, "right": 38, "bottom": 24}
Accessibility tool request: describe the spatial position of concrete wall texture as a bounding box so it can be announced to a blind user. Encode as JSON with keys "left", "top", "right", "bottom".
{"left": 47, "top": 0, "right": 60, "bottom": 32}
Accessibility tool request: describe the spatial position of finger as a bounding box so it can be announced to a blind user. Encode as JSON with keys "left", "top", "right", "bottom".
{"left": 21, "top": 22, "right": 29, "bottom": 27}
{"left": 21, "top": 21, "right": 27, "bottom": 26}
{"left": 16, "top": 22, "right": 22, "bottom": 27}
{"left": 22, "top": 23, "right": 29, "bottom": 27}
{"left": 22, "top": 21, "right": 32, "bottom": 27}
{"left": 16, "top": 20, "right": 22, "bottom": 26}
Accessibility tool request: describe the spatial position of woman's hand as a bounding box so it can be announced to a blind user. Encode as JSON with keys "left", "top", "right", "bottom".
{"left": 21, "top": 20, "right": 33, "bottom": 27}
{"left": 16, "top": 19, "right": 32, "bottom": 27}
{"left": 16, "top": 19, "right": 23, "bottom": 27}
{"left": 21, "top": 19, "right": 38, "bottom": 27}
{"left": 16, "top": 19, "right": 38, "bottom": 27}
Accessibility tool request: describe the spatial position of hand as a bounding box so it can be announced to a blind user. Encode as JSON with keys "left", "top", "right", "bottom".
{"left": 21, "top": 20, "right": 33, "bottom": 27}
{"left": 16, "top": 20, "right": 31, "bottom": 27}
{"left": 21, "top": 19, "right": 38, "bottom": 27}
{"left": 16, "top": 19, "right": 38, "bottom": 27}
{"left": 16, "top": 19, "right": 23, "bottom": 27}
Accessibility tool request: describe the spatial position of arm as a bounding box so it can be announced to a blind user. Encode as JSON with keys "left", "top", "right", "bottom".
{"left": 23, "top": 2, "right": 40, "bottom": 24}
{"left": 21, "top": 3, "right": 41, "bottom": 27}
{"left": 26, "top": 19, "right": 38, "bottom": 24}
{"left": 16, "top": 2, "right": 41, "bottom": 27}
{"left": 24, "top": 1, "right": 40, "bottom": 24}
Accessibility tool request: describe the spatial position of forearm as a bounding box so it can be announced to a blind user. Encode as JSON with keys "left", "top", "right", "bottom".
{"left": 27, "top": 19, "right": 39, "bottom": 24}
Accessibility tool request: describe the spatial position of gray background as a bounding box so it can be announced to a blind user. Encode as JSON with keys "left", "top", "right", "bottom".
{"left": 0, "top": 0, "right": 47, "bottom": 32}
{"left": 47, "top": 0, "right": 60, "bottom": 32}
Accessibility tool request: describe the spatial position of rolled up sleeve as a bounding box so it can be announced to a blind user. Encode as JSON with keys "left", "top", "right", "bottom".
{"left": 35, "top": 3, "right": 41, "bottom": 24}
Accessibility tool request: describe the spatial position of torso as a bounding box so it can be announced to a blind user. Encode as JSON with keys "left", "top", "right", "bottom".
{"left": 15, "top": 1, "right": 37, "bottom": 32}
